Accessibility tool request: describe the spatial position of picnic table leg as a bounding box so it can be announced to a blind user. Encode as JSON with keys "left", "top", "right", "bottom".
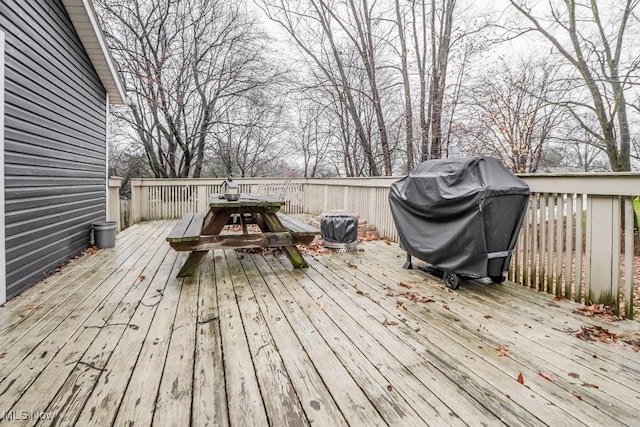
{"left": 176, "top": 210, "right": 232, "bottom": 278}
{"left": 201, "top": 210, "right": 233, "bottom": 235}
{"left": 260, "top": 213, "right": 308, "bottom": 268}
{"left": 177, "top": 251, "right": 208, "bottom": 277}
{"left": 252, "top": 212, "right": 268, "bottom": 230}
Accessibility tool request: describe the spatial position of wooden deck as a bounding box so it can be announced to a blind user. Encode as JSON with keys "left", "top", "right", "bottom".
{"left": 1, "top": 220, "right": 639, "bottom": 426}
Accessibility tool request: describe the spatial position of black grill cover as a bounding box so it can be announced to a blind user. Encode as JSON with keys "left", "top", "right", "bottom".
{"left": 321, "top": 215, "right": 358, "bottom": 244}
{"left": 389, "top": 157, "right": 530, "bottom": 277}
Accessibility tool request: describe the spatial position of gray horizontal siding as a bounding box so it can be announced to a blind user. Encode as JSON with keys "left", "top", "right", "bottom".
{"left": 1, "top": 0, "right": 108, "bottom": 298}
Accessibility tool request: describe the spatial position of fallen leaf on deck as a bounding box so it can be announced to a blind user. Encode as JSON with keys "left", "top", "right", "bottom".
{"left": 396, "top": 300, "right": 407, "bottom": 310}
{"left": 581, "top": 382, "right": 599, "bottom": 389}
{"left": 385, "top": 240, "right": 392, "bottom": 245}
{"left": 495, "top": 345, "right": 509, "bottom": 357}
{"left": 355, "top": 289, "right": 364, "bottom": 296}
{"left": 0, "top": 353, "right": 6, "bottom": 359}
{"left": 387, "top": 384, "right": 393, "bottom": 391}
{"left": 484, "top": 315, "right": 492, "bottom": 319}
{"left": 442, "top": 304, "right": 450, "bottom": 310}
{"left": 385, "top": 319, "right": 399, "bottom": 326}
{"left": 139, "top": 275, "right": 146, "bottom": 282}
{"left": 539, "top": 371, "right": 555, "bottom": 382}
{"left": 554, "top": 295, "right": 565, "bottom": 301}
{"left": 619, "top": 331, "right": 640, "bottom": 348}
{"left": 348, "top": 263, "right": 358, "bottom": 269}
{"left": 574, "top": 304, "right": 618, "bottom": 321}
{"left": 517, "top": 373, "right": 524, "bottom": 384}
{"left": 568, "top": 372, "right": 580, "bottom": 379}
{"left": 576, "top": 325, "right": 618, "bottom": 344}
{"left": 399, "top": 282, "right": 412, "bottom": 289}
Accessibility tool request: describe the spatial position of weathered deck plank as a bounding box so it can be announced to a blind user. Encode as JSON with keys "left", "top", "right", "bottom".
{"left": 250, "top": 254, "right": 387, "bottom": 426}
{"left": 237, "top": 254, "right": 349, "bottom": 426}
{"left": 0, "top": 222, "right": 162, "bottom": 370}
{"left": 261, "top": 253, "right": 449, "bottom": 426}
{"left": 110, "top": 254, "right": 184, "bottom": 427}
{"left": 43, "top": 250, "right": 179, "bottom": 427}
{"left": 226, "top": 252, "right": 309, "bottom": 426}
{"left": 192, "top": 259, "right": 229, "bottom": 427}
{"left": 283, "top": 254, "right": 498, "bottom": 425}
{"left": 0, "top": 220, "right": 638, "bottom": 427}
{"left": 0, "top": 222, "right": 174, "bottom": 422}
{"left": 352, "top": 242, "right": 640, "bottom": 424}
{"left": 214, "top": 252, "right": 269, "bottom": 426}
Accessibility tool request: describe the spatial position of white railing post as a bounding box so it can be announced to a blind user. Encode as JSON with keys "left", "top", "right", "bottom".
{"left": 130, "top": 178, "right": 143, "bottom": 224}
{"left": 108, "top": 177, "right": 122, "bottom": 232}
{"left": 585, "top": 195, "right": 619, "bottom": 310}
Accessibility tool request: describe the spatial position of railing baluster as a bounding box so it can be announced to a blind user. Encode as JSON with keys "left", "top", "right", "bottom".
{"left": 530, "top": 194, "right": 538, "bottom": 289}
{"left": 546, "top": 194, "right": 555, "bottom": 294}
{"left": 575, "top": 194, "right": 584, "bottom": 303}
{"left": 624, "top": 197, "right": 635, "bottom": 319}
{"left": 555, "top": 194, "right": 564, "bottom": 297}
{"left": 564, "top": 194, "right": 574, "bottom": 299}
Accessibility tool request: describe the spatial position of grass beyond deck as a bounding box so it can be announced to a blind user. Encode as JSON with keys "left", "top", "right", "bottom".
{"left": 0, "top": 220, "right": 639, "bottom": 426}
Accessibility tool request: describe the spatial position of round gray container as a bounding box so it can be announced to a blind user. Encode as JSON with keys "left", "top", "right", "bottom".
{"left": 93, "top": 221, "right": 117, "bottom": 249}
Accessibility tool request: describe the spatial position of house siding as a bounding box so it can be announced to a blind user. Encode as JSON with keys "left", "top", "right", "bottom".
{"left": 1, "top": 0, "right": 107, "bottom": 298}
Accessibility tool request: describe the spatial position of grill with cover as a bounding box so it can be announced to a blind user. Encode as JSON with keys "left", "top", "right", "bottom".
{"left": 389, "top": 156, "right": 530, "bottom": 289}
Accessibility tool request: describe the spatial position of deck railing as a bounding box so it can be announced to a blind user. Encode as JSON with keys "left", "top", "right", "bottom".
{"left": 117, "top": 175, "right": 639, "bottom": 318}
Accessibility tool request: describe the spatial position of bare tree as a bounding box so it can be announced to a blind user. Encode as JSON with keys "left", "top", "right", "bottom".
{"left": 97, "top": 0, "right": 274, "bottom": 178}
{"left": 290, "top": 100, "right": 337, "bottom": 177}
{"left": 508, "top": 0, "right": 640, "bottom": 171}
{"left": 394, "top": 0, "right": 415, "bottom": 171}
{"left": 209, "top": 90, "right": 289, "bottom": 177}
{"left": 464, "top": 58, "right": 565, "bottom": 173}
{"left": 408, "top": 0, "right": 490, "bottom": 161}
{"left": 260, "top": 0, "right": 383, "bottom": 175}
{"left": 323, "top": 0, "right": 393, "bottom": 174}
{"left": 426, "top": 0, "right": 457, "bottom": 160}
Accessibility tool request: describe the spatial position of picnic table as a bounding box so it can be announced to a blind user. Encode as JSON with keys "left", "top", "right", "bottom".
{"left": 166, "top": 194, "right": 319, "bottom": 277}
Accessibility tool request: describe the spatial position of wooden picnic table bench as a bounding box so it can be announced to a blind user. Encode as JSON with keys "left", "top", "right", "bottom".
{"left": 166, "top": 194, "right": 319, "bottom": 277}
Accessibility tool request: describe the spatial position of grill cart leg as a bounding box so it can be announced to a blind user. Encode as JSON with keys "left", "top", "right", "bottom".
{"left": 490, "top": 275, "right": 506, "bottom": 284}
{"left": 402, "top": 253, "right": 413, "bottom": 269}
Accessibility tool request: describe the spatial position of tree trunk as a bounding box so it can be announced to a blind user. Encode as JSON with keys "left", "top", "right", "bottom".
{"left": 395, "top": 0, "right": 415, "bottom": 171}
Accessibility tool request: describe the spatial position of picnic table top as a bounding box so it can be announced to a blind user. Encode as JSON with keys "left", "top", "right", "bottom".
{"left": 208, "top": 194, "right": 286, "bottom": 208}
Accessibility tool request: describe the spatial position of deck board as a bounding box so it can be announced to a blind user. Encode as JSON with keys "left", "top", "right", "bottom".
{"left": 237, "top": 254, "right": 348, "bottom": 426}
{"left": 191, "top": 260, "right": 228, "bottom": 427}
{"left": 227, "top": 252, "right": 309, "bottom": 426}
{"left": 0, "top": 220, "right": 638, "bottom": 426}
{"left": 215, "top": 251, "right": 269, "bottom": 427}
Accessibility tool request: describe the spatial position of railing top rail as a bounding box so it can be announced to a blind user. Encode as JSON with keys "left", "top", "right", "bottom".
{"left": 519, "top": 173, "right": 640, "bottom": 196}
{"left": 128, "top": 174, "right": 640, "bottom": 196}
